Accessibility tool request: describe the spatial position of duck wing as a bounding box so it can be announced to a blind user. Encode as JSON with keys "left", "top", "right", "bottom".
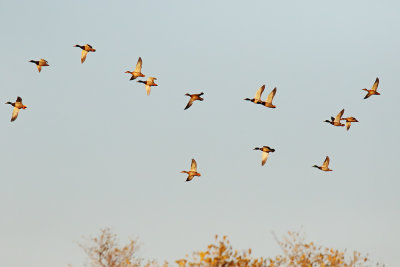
{"left": 266, "top": 87, "right": 277, "bottom": 103}
{"left": 346, "top": 121, "right": 351, "bottom": 131}
{"left": 11, "top": 107, "right": 19, "bottom": 122}
{"left": 190, "top": 159, "right": 197, "bottom": 171}
{"left": 334, "top": 109, "right": 344, "bottom": 123}
{"left": 254, "top": 85, "right": 265, "bottom": 102}
{"left": 148, "top": 77, "right": 157, "bottom": 83}
{"left": 81, "top": 50, "right": 88, "bottom": 63}
{"left": 16, "top": 97, "right": 22, "bottom": 103}
{"left": 261, "top": 151, "right": 269, "bottom": 166}
{"left": 322, "top": 156, "right": 330, "bottom": 168}
{"left": 184, "top": 98, "right": 194, "bottom": 110}
{"left": 134, "top": 57, "right": 143, "bottom": 73}
{"left": 371, "top": 77, "right": 379, "bottom": 92}
{"left": 145, "top": 85, "right": 151, "bottom": 96}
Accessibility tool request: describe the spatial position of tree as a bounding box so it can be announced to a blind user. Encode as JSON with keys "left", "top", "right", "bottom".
{"left": 175, "top": 234, "right": 266, "bottom": 267}
{"left": 79, "top": 228, "right": 142, "bottom": 267}
{"left": 267, "top": 231, "right": 383, "bottom": 267}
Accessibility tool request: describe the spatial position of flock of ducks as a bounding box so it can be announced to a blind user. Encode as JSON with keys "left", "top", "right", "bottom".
{"left": 243, "top": 77, "right": 381, "bottom": 172}
{"left": 6, "top": 44, "right": 382, "bottom": 180}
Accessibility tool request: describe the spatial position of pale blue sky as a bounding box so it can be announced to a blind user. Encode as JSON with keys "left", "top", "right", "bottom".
{"left": 0, "top": 0, "right": 399, "bottom": 266}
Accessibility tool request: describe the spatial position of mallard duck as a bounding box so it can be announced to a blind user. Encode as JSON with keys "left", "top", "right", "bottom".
{"left": 137, "top": 77, "right": 158, "bottom": 96}
{"left": 257, "top": 87, "right": 277, "bottom": 108}
{"left": 253, "top": 146, "right": 275, "bottom": 166}
{"left": 125, "top": 57, "right": 145, "bottom": 80}
{"left": 29, "top": 59, "right": 49, "bottom": 73}
{"left": 184, "top": 92, "right": 204, "bottom": 110}
{"left": 74, "top": 44, "right": 96, "bottom": 63}
{"left": 341, "top": 117, "right": 359, "bottom": 131}
{"left": 313, "top": 156, "right": 332, "bottom": 171}
{"left": 325, "top": 109, "right": 345, "bottom": 127}
{"left": 5, "top": 96, "right": 27, "bottom": 122}
{"left": 362, "top": 78, "right": 380, "bottom": 99}
{"left": 244, "top": 85, "right": 265, "bottom": 104}
{"left": 181, "top": 159, "right": 201, "bottom": 182}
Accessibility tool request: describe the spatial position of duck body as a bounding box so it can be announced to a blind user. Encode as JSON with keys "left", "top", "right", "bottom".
{"left": 325, "top": 109, "right": 345, "bottom": 127}
{"left": 313, "top": 156, "right": 332, "bottom": 171}
{"left": 181, "top": 159, "right": 201, "bottom": 182}
{"left": 363, "top": 77, "right": 380, "bottom": 99}
{"left": 254, "top": 146, "right": 275, "bottom": 166}
{"left": 29, "top": 59, "right": 49, "bottom": 72}
{"left": 184, "top": 92, "right": 204, "bottom": 110}
{"left": 5, "top": 96, "right": 27, "bottom": 122}
{"left": 244, "top": 85, "right": 265, "bottom": 104}
{"left": 125, "top": 57, "right": 145, "bottom": 80}
{"left": 137, "top": 77, "right": 158, "bottom": 95}
{"left": 74, "top": 44, "right": 96, "bottom": 63}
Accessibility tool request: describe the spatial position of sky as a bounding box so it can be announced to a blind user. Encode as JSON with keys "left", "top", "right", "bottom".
{"left": 0, "top": 0, "right": 399, "bottom": 266}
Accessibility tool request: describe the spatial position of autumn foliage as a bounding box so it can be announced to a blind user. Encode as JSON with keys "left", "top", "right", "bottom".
{"left": 79, "top": 229, "right": 383, "bottom": 267}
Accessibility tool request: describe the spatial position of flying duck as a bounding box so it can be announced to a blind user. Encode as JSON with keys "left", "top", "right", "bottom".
{"left": 341, "top": 117, "right": 359, "bottom": 131}
{"left": 253, "top": 146, "right": 275, "bottom": 166}
{"left": 362, "top": 78, "right": 380, "bottom": 99}
{"left": 181, "top": 159, "right": 201, "bottom": 182}
{"left": 325, "top": 109, "right": 345, "bottom": 127}
{"left": 184, "top": 92, "right": 204, "bottom": 110}
{"left": 244, "top": 85, "right": 265, "bottom": 104}
{"left": 257, "top": 87, "right": 277, "bottom": 108}
{"left": 29, "top": 59, "right": 49, "bottom": 73}
{"left": 137, "top": 77, "right": 158, "bottom": 96}
{"left": 125, "top": 57, "right": 145, "bottom": 80}
{"left": 5, "top": 96, "right": 27, "bottom": 122}
{"left": 74, "top": 44, "right": 96, "bottom": 63}
{"left": 313, "top": 156, "right": 332, "bottom": 171}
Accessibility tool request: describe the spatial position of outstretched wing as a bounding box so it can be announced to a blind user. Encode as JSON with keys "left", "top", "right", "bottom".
{"left": 134, "top": 57, "right": 142, "bottom": 72}
{"left": 148, "top": 77, "right": 157, "bottom": 82}
{"left": 11, "top": 107, "right": 19, "bottom": 122}
{"left": 81, "top": 50, "right": 88, "bottom": 63}
{"left": 16, "top": 96, "right": 22, "bottom": 103}
{"left": 37, "top": 65, "right": 42, "bottom": 72}
{"left": 254, "top": 85, "right": 265, "bottom": 101}
{"left": 266, "top": 87, "right": 277, "bottom": 103}
{"left": 346, "top": 121, "right": 351, "bottom": 131}
{"left": 184, "top": 99, "right": 194, "bottom": 110}
{"left": 371, "top": 77, "right": 379, "bottom": 92}
{"left": 322, "top": 156, "right": 330, "bottom": 168}
{"left": 190, "top": 159, "right": 197, "bottom": 171}
{"left": 145, "top": 85, "right": 151, "bottom": 96}
{"left": 334, "top": 109, "right": 344, "bottom": 123}
{"left": 261, "top": 151, "right": 269, "bottom": 166}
